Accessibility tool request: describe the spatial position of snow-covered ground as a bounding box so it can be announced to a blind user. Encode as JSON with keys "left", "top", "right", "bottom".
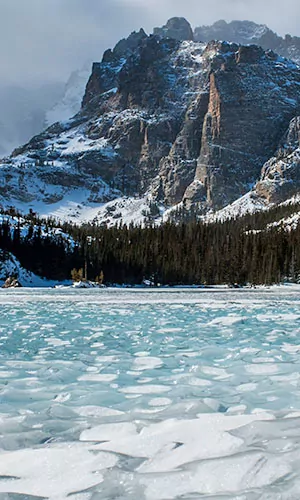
{"left": 0, "top": 252, "right": 71, "bottom": 287}
{"left": 0, "top": 190, "right": 164, "bottom": 227}
{"left": 207, "top": 191, "right": 270, "bottom": 222}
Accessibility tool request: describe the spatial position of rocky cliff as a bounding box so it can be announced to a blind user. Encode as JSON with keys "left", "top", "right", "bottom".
{"left": 0, "top": 19, "right": 300, "bottom": 225}
{"left": 181, "top": 44, "right": 300, "bottom": 212}
{"left": 255, "top": 117, "right": 300, "bottom": 203}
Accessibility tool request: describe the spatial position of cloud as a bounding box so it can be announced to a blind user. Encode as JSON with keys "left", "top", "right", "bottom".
{"left": 0, "top": 0, "right": 145, "bottom": 86}
{"left": 0, "top": 0, "right": 299, "bottom": 87}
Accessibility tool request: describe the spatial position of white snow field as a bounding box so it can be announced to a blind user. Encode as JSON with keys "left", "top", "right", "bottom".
{"left": 1, "top": 287, "right": 300, "bottom": 499}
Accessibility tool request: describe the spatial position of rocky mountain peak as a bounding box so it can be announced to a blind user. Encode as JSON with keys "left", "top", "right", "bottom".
{"left": 82, "top": 34, "right": 181, "bottom": 111}
{"left": 175, "top": 42, "right": 300, "bottom": 211}
{"left": 153, "top": 17, "right": 194, "bottom": 41}
{"left": 102, "top": 28, "right": 148, "bottom": 63}
{"left": 1, "top": 20, "right": 300, "bottom": 226}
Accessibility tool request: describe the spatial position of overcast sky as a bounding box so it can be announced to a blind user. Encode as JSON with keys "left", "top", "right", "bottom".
{"left": 1, "top": 0, "right": 299, "bottom": 88}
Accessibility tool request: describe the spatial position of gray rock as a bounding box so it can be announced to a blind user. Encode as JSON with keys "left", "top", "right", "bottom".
{"left": 194, "top": 20, "right": 300, "bottom": 66}
{"left": 256, "top": 117, "right": 300, "bottom": 203}
{"left": 153, "top": 17, "right": 194, "bottom": 41}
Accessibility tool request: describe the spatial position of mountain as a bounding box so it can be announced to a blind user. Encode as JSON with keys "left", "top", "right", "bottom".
{"left": 0, "top": 18, "right": 300, "bottom": 226}
{"left": 194, "top": 20, "right": 300, "bottom": 66}
{"left": 194, "top": 20, "right": 269, "bottom": 46}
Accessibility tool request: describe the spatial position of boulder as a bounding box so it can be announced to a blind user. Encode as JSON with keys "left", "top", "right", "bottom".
{"left": 2, "top": 276, "right": 22, "bottom": 288}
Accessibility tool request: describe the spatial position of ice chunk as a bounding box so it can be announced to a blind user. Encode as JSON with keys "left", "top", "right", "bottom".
{"left": 0, "top": 443, "right": 117, "bottom": 498}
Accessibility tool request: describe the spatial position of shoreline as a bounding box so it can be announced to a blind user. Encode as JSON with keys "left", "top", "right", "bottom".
{"left": 1, "top": 282, "right": 300, "bottom": 291}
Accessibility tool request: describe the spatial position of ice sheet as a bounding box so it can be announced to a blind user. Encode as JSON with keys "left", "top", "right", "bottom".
{"left": 1, "top": 287, "right": 300, "bottom": 499}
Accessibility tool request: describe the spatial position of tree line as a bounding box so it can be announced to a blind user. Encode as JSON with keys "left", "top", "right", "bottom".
{"left": 1, "top": 201, "right": 300, "bottom": 285}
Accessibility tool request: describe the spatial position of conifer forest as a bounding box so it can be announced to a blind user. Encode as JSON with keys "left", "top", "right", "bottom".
{"left": 1, "top": 202, "right": 300, "bottom": 286}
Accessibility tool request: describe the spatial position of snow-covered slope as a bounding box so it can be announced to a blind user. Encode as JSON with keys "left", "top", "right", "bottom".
{"left": 47, "top": 195, "right": 163, "bottom": 226}
{"left": 205, "top": 192, "right": 270, "bottom": 222}
{"left": 0, "top": 251, "right": 70, "bottom": 287}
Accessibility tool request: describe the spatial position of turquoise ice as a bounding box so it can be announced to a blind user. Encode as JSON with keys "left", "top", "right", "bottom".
{"left": 1, "top": 287, "right": 300, "bottom": 499}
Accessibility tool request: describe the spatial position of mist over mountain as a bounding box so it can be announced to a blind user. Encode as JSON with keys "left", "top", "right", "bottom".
{"left": 0, "top": 83, "right": 64, "bottom": 157}
{"left": 0, "top": 66, "right": 94, "bottom": 159}
{"left": 45, "top": 65, "right": 92, "bottom": 127}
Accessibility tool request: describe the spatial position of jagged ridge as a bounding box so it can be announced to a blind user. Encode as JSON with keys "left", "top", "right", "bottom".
{"left": 0, "top": 19, "right": 300, "bottom": 226}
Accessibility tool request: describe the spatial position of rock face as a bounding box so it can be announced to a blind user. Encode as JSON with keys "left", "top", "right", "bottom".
{"left": 194, "top": 20, "right": 269, "bottom": 46}
{"left": 194, "top": 20, "right": 300, "bottom": 66}
{"left": 0, "top": 20, "right": 300, "bottom": 224}
{"left": 180, "top": 43, "right": 300, "bottom": 211}
{"left": 153, "top": 17, "right": 194, "bottom": 41}
{"left": 256, "top": 117, "right": 300, "bottom": 203}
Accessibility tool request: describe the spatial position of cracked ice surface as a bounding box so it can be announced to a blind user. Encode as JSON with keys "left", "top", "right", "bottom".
{"left": 1, "top": 287, "right": 300, "bottom": 498}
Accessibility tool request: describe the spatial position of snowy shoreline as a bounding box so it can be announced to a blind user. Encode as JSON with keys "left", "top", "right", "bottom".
{"left": 1, "top": 252, "right": 300, "bottom": 290}
{"left": 2, "top": 282, "right": 300, "bottom": 292}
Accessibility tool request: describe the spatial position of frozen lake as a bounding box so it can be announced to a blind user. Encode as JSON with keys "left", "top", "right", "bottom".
{"left": 1, "top": 287, "right": 300, "bottom": 499}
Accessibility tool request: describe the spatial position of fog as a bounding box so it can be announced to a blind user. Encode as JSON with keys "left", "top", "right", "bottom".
{"left": 0, "top": 0, "right": 299, "bottom": 87}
